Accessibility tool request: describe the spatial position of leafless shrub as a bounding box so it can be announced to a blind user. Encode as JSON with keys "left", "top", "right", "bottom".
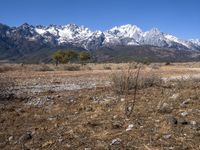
{"left": 110, "top": 67, "right": 135, "bottom": 95}
{"left": 110, "top": 68, "right": 162, "bottom": 95}
{"left": 111, "top": 64, "right": 163, "bottom": 118}
{"left": 138, "top": 74, "right": 163, "bottom": 88}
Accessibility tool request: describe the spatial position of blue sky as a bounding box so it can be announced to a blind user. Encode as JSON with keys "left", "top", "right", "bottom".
{"left": 0, "top": 0, "right": 199, "bottom": 39}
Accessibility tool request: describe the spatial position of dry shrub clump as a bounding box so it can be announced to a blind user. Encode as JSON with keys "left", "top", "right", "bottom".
{"left": 34, "top": 64, "right": 54, "bottom": 72}
{"left": 139, "top": 74, "right": 163, "bottom": 88}
{"left": 0, "top": 77, "right": 15, "bottom": 100}
{"left": 110, "top": 65, "right": 162, "bottom": 95}
{"left": 175, "top": 76, "right": 200, "bottom": 89}
{"left": 0, "top": 64, "right": 15, "bottom": 73}
{"left": 63, "top": 64, "right": 81, "bottom": 71}
{"left": 103, "top": 65, "right": 112, "bottom": 70}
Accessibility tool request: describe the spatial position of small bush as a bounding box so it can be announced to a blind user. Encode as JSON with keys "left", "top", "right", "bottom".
{"left": 63, "top": 65, "right": 81, "bottom": 71}
{"left": 165, "top": 62, "right": 171, "bottom": 65}
{"left": 104, "top": 65, "right": 112, "bottom": 70}
{"left": 83, "top": 66, "right": 92, "bottom": 71}
{"left": 35, "top": 65, "right": 54, "bottom": 72}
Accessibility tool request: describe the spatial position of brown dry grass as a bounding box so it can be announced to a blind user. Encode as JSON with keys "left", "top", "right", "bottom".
{"left": 1, "top": 62, "right": 200, "bottom": 149}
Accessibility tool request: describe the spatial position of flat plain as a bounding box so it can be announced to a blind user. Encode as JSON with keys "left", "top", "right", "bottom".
{"left": 1, "top": 62, "right": 200, "bottom": 150}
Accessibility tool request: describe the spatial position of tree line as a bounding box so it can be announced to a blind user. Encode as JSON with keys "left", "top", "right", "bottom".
{"left": 53, "top": 50, "right": 90, "bottom": 66}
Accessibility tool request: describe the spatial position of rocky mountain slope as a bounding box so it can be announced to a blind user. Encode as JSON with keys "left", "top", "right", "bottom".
{"left": 0, "top": 23, "right": 200, "bottom": 62}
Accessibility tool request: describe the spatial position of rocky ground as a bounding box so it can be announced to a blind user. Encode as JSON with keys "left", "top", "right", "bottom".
{"left": 1, "top": 63, "right": 200, "bottom": 150}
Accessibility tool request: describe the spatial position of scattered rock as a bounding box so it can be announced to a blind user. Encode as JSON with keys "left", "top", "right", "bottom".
{"left": 190, "top": 121, "right": 197, "bottom": 126}
{"left": 57, "top": 138, "right": 63, "bottom": 143}
{"left": 25, "top": 96, "right": 54, "bottom": 107}
{"left": 178, "top": 118, "right": 188, "bottom": 125}
{"left": 126, "top": 124, "right": 134, "bottom": 131}
{"left": 96, "top": 140, "right": 108, "bottom": 149}
{"left": 180, "top": 99, "right": 191, "bottom": 107}
{"left": 120, "top": 98, "right": 125, "bottom": 102}
{"left": 56, "top": 95, "right": 61, "bottom": 98}
{"left": 47, "top": 116, "right": 57, "bottom": 121}
{"left": 166, "top": 116, "right": 178, "bottom": 125}
{"left": 112, "top": 115, "right": 118, "bottom": 119}
{"left": 8, "top": 136, "right": 13, "bottom": 142}
{"left": 111, "top": 138, "right": 122, "bottom": 145}
{"left": 163, "top": 134, "right": 171, "bottom": 139}
{"left": 85, "top": 106, "right": 93, "bottom": 112}
{"left": 112, "top": 121, "right": 123, "bottom": 129}
{"left": 180, "top": 111, "right": 189, "bottom": 117}
{"left": 127, "top": 106, "right": 132, "bottom": 112}
{"left": 63, "top": 144, "right": 71, "bottom": 148}
{"left": 42, "top": 140, "right": 54, "bottom": 148}
{"left": 170, "top": 94, "right": 179, "bottom": 100}
{"left": 158, "top": 103, "right": 172, "bottom": 113}
{"left": 19, "top": 131, "right": 32, "bottom": 143}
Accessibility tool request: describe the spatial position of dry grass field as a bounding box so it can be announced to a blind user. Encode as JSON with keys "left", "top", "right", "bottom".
{"left": 1, "top": 62, "right": 200, "bottom": 150}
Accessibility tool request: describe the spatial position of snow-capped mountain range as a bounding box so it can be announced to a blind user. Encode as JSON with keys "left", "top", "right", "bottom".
{"left": 34, "top": 24, "right": 200, "bottom": 50}
{"left": 1, "top": 23, "right": 200, "bottom": 51}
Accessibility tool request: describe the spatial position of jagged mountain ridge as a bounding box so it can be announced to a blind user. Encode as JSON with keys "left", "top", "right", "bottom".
{"left": 1, "top": 23, "right": 200, "bottom": 51}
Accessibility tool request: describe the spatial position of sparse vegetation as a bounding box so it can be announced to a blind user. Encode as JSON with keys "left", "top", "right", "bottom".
{"left": 79, "top": 51, "right": 91, "bottom": 62}
{"left": 62, "top": 64, "right": 81, "bottom": 71}
{"left": 165, "top": 61, "right": 171, "bottom": 65}
{"left": 1, "top": 62, "right": 200, "bottom": 149}
{"left": 34, "top": 64, "right": 54, "bottom": 71}
{"left": 64, "top": 50, "right": 79, "bottom": 63}
{"left": 0, "top": 65, "right": 13, "bottom": 73}
{"left": 110, "top": 64, "right": 162, "bottom": 95}
{"left": 103, "top": 65, "right": 112, "bottom": 70}
{"left": 52, "top": 50, "right": 66, "bottom": 65}
{"left": 0, "top": 77, "right": 15, "bottom": 100}
{"left": 52, "top": 50, "right": 79, "bottom": 65}
{"left": 53, "top": 50, "right": 90, "bottom": 65}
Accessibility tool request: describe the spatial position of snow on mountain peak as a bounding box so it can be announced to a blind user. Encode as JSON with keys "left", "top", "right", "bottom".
{"left": 21, "top": 23, "right": 200, "bottom": 50}
{"left": 109, "top": 24, "right": 142, "bottom": 37}
{"left": 190, "top": 39, "right": 200, "bottom": 46}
